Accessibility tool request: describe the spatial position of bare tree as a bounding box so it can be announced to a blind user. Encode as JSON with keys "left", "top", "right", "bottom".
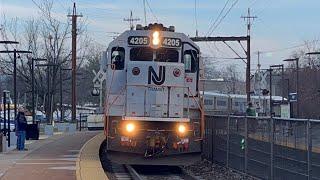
{"left": 0, "top": 0, "right": 98, "bottom": 122}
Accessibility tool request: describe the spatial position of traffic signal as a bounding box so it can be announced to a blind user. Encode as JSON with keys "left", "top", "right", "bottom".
{"left": 240, "top": 138, "right": 245, "bottom": 150}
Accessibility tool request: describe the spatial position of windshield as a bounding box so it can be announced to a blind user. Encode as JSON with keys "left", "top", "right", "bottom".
{"left": 130, "top": 47, "right": 179, "bottom": 62}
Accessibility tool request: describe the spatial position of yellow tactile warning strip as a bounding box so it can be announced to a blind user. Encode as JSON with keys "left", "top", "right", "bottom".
{"left": 76, "top": 132, "right": 108, "bottom": 180}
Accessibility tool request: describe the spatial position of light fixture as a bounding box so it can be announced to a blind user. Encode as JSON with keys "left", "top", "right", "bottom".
{"left": 178, "top": 124, "right": 186, "bottom": 134}
{"left": 152, "top": 31, "right": 160, "bottom": 46}
{"left": 126, "top": 123, "right": 135, "bottom": 133}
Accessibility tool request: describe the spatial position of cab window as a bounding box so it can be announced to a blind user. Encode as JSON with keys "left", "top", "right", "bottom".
{"left": 111, "top": 47, "right": 125, "bottom": 70}
{"left": 155, "top": 48, "right": 179, "bottom": 62}
{"left": 130, "top": 47, "right": 153, "bottom": 61}
{"left": 183, "top": 50, "right": 198, "bottom": 73}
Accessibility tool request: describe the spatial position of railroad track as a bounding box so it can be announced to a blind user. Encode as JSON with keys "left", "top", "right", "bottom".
{"left": 102, "top": 160, "right": 201, "bottom": 180}
{"left": 99, "top": 140, "right": 200, "bottom": 180}
{"left": 110, "top": 164, "right": 199, "bottom": 180}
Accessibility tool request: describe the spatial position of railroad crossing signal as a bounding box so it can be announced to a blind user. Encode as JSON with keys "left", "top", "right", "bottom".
{"left": 240, "top": 138, "right": 245, "bottom": 150}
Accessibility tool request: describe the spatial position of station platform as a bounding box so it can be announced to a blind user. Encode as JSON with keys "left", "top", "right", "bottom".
{"left": 0, "top": 131, "right": 101, "bottom": 180}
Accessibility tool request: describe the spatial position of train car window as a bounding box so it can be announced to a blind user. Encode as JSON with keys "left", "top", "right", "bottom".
{"left": 183, "top": 50, "right": 198, "bottom": 73}
{"left": 155, "top": 48, "right": 179, "bottom": 62}
{"left": 111, "top": 47, "right": 125, "bottom": 70}
{"left": 130, "top": 47, "right": 153, "bottom": 61}
{"left": 204, "top": 99, "right": 213, "bottom": 105}
{"left": 217, "top": 100, "right": 227, "bottom": 106}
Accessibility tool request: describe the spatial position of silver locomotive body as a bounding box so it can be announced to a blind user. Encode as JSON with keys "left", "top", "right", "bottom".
{"left": 95, "top": 24, "right": 203, "bottom": 164}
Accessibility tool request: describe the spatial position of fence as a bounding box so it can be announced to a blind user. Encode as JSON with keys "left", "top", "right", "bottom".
{"left": 203, "top": 115, "right": 320, "bottom": 180}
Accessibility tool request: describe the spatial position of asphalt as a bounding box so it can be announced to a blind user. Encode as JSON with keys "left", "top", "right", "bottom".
{"left": 0, "top": 131, "right": 99, "bottom": 180}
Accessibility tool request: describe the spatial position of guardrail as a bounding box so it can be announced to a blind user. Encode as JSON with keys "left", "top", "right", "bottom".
{"left": 203, "top": 115, "right": 320, "bottom": 180}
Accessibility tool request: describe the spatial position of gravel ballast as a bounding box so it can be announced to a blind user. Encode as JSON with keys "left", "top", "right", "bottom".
{"left": 183, "top": 159, "right": 260, "bottom": 180}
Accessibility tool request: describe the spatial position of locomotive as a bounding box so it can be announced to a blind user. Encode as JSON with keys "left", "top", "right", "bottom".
{"left": 92, "top": 23, "right": 203, "bottom": 165}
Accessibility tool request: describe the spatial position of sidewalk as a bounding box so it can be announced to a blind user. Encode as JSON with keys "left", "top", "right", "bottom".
{"left": 0, "top": 131, "right": 99, "bottom": 180}
{"left": 0, "top": 132, "right": 65, "bottom": 177}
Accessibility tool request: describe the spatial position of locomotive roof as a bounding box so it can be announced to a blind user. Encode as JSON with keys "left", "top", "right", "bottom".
{"left": 108, "top": 28, "right": 199, "bottom": 50}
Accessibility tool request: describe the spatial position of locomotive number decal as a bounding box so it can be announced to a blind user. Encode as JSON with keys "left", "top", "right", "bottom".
{"left": 162, "top": 38, "right": 181, "bottom": 47}
{"left": 148, "top": 66, "right": 166, "bottom": 85}
{"left": 128, "top": 36, "right": 149, "bottom": 45}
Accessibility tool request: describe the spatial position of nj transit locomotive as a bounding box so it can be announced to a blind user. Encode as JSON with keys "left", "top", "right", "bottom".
{"left": 92, "top": 23, "right": 203, "bottom": 164}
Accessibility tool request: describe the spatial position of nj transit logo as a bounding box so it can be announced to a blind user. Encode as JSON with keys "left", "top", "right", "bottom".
{"left": 148, "top": 66, "right": 166, "bottom": 85}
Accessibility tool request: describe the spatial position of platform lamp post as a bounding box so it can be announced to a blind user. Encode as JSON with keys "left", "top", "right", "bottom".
{"left": 267, "top": 68, "right": 273, "bottom": 116}
{"left": 35, "top": 63, "right": 58, "bottom": 124}
{"left": 59, "top": 68, "right": 72, "bottom": 122}
{"left": 29, "top": 58, "right": 47, "bottom": 124}
{"left": 283, "top": 58, "right": 299, "bottom": 118}
{"left": 0, "top": 49, "right": 32, "bottom": 119}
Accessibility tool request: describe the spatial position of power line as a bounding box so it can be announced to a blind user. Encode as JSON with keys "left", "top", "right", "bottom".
{"left": 257, "top": 40, "right": 320, "bottom": 53}
{"left": 206, "top": 0, "right": 230, "bottom": 36}
{"left": 145, "top": 0, "right": 158, "bottom": 22}
{"left": 207, "top": 0, "right": 239, "bottom": 37}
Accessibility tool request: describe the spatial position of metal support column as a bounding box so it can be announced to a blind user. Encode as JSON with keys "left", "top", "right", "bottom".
{"left": 307, "top": 119, "right": 312, "bottom": 179}
{"left": 7, "top": 100, "right": 10, "bottom": 147}
{"left": 2, "top": 91, "right": 6, "bottom": 135}
{"left": 245, "top": 116, "right": 248, "bottom": 173}
{"left": 270, "top": 117, "right": 274, "bottom": 180}
{"left": 227, "top": 115, "right": 230, "bottom": 169}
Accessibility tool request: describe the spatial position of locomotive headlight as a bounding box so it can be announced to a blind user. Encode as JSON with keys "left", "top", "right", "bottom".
{"left": 152, "top": 31, "right": 160, "bottom": 45}
{"left": 126, "top": 123, "right": 135, "bottom": 133}
{"left": 178, "top": 124, "right": 186, "bottom": 134}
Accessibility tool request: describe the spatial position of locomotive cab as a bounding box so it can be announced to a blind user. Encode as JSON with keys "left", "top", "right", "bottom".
{"left": 102, "top": 23, "right": 202, "bottom": 165}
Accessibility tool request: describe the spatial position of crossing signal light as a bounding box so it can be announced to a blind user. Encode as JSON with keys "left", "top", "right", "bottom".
{"left": 240, "top": 138, "right": 245, "bottom": 150}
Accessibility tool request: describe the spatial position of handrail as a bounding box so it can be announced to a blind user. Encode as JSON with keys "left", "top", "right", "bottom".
{"left": 187, "top": 88, "right": 204, "bottom": 139}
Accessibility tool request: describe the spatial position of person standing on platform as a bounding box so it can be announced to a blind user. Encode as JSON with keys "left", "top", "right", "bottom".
{"left": 15, "top": 108, "right": 28, "bottom": 151}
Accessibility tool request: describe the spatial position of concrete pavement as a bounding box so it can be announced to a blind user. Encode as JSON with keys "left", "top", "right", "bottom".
{"left": 0, "top": 131, "right": 99, "bottom": 180}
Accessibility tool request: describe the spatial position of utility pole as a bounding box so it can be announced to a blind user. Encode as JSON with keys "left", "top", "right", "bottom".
{"left": 241, "top": 8, "right": 257, "bottom": 103}
{"left": 124, "top": 11, "right": 140, "bottom": 30}
{"left": 68, "top": 3, "right": 82, "bottom": 126}
{"left": 241, "top": 8, "right": 257, "bottom": 36}
{"left": 257, "top": 51, "right": 262, "bottom": 112}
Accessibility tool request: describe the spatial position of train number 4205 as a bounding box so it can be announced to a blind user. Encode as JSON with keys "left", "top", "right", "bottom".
{"left": 128, "top": 36, "right": 149, "bottom": 45}
{"left": 162, "top": 38, "right": 181, "bottom": 47}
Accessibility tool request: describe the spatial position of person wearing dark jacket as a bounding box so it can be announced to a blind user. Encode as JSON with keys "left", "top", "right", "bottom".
{"left": 15, "top": 110, "right": 27, "bottom": 151}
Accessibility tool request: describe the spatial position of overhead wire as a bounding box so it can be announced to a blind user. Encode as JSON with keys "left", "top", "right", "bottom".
{"left": 206, "top": 0, "right": 230, "bottom": 37}
{"left": 207, "top": 0, "right": 239, "bottom": 37}
{"left": 145, "top": 0, "right": 158, "bottom": 22}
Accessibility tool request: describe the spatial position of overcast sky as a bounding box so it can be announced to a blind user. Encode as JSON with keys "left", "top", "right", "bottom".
{"left": 1, "top": 0, "right": 320, "bottom": 73}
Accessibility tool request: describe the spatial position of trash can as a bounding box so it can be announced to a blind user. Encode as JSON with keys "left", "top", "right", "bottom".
{"left": 26, "top": 122, "right": 39, "bottom": 140}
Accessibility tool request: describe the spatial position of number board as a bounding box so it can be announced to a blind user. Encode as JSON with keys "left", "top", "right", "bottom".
{"left": 162, "top": 37, "right": 181, "bottom": 47}
{"left": 128, "top": 36, "right": 149, "bottom": 46}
